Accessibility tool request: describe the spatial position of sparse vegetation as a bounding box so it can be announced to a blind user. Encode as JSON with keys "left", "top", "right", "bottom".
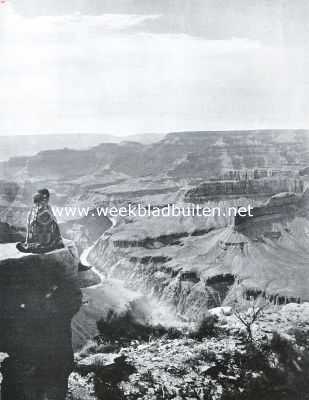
{"left": 96, "top": 308, "right": 182, "bottom": 344}
{"left": 231, "top": 286, "right": 270, "bottom": 341}
{"left": 189, "top": 313, "right": 220, "bottom": 339}
{"left": 93, "top": 356, "right": 136, "bottom": 400}
{"left": 72, "top": 302, "right": 309, "bottom": 400}
{"left": 219, "top": 330, "right": 309, "bottom": 400}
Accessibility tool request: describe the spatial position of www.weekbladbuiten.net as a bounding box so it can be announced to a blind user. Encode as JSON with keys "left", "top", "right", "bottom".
{"left": 52, "top": 204, "right": 254, "bottom": 219}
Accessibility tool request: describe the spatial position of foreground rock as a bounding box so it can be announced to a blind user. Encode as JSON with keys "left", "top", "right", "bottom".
{"left": 0, "top": 243, "right": 82, "bottom": 400}
{"left": 71, "top": 302, "right": 309, "bottom": 400}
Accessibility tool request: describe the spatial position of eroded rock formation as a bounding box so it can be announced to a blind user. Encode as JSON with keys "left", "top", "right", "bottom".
{"left": 0, "top": 243, "right": 82, "bottom": 400}
{"left": 87, "top": 191, "right": 309, "bottom": 319}
{"left": 1, "top": 130, "right": 309, "bottom": 182}
{"left": 185, "top": 177, "right": 304, "bottom": 202}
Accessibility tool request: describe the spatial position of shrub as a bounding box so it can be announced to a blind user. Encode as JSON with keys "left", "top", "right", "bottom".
{"left": 96, "top": 309, "right": 182, "bottom": 343}
{"left": 97, "top": 309, "right": 151, "bottom": 342}
{"left": 232, "top": 293, "right": 270, "bottom": 341}
{"left": 94, "top": 356, "right": 136, "bottom": 400}
{"left": 220, "top": 331, "right": 309, "bottom": 400}
{"left": 289, "top": 327, "right": 309, "bottom": 348}
{"left": 190, "top": 313, "right": 219, "bottom": 339}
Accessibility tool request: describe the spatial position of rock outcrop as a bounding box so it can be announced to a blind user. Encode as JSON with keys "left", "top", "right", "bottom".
{"left": 0, "top": 243, "right": 82, "bottom": 400}
{"left": 185, "top": 178, "right": 304, "bottom": 202}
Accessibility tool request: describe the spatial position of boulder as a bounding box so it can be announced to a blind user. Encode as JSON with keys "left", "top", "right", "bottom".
{"left": 0, "top": 243, "right": 82, "bottom": 400}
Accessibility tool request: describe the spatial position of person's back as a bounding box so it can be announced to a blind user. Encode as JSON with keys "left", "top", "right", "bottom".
{"left": 17, "top": 189, "right": 64, "bottom": 254}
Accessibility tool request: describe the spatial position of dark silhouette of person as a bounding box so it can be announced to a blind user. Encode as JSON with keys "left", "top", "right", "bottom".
{"left": 16, "top": 189, "right": 64, "bottom": 253}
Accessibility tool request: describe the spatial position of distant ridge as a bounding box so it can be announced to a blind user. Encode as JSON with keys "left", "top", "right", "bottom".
{"left": 1, "top": 129, "right": 308, "bottom": 181}
{"left": 0, "top": 133, "right": 166, "bottom": 162}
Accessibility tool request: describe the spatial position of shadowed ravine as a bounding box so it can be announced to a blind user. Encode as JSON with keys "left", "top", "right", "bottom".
{"left": 72, "top": 217, "right": 144, "bottom": 350}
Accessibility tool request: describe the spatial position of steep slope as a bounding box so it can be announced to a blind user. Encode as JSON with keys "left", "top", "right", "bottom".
{"left": 87, "top": 195, "right": 309, "bottom": 320}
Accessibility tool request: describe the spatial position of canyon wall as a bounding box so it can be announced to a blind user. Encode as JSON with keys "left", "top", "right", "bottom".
{"left": 87, "top": 194, "right": 309, "bottom": 320}
{"left": 185, "top": 178, "right": 304, "bottom": 202}
{"left": 1, "top": 130, "right": 308, "bottom": 181}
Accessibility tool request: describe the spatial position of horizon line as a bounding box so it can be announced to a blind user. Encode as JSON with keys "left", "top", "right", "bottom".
{"left": 0, "top": 128, "right": 309, "bottom": 138}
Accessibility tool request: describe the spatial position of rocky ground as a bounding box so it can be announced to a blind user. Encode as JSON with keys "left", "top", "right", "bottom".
{"left": 67, "top": 302, "right": 309, "bottom": 400}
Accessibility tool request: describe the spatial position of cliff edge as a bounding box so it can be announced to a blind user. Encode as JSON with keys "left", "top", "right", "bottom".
{"left": 0, "top": 243, "right": 82, "bottom": 400}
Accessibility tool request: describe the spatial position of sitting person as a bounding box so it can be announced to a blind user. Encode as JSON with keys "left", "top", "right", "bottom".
{"left": 16, "top": 189, "right": 64, "bottom": 254}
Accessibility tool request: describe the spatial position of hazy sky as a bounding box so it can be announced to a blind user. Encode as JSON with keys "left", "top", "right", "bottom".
{"left": 0, "top": 0, "right": 308, "bottom": 135}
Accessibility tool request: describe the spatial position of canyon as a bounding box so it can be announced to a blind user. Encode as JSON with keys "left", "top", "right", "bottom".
{"left": 1, "top": 130, "right": 309, "bottom": 322}
{"left": 1, "top": 129, "right": 309, "bottom": 399}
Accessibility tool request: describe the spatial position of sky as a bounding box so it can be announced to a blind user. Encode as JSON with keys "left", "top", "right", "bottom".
{"left": 0, "top": 0, "right": 308, "bottom": 136}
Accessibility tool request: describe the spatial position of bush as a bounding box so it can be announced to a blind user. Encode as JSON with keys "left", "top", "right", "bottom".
{"left": 97, "top": 309, "right": 151, "bottom": 342}
{"left": 190, "top": 314, "right": 219, "bottom": 339}
{"left": 96, "top": 309, "right": 182, "bottom": 343}
{"left": 220, "top": 331, "right": 309, "bottom": 400}
{"left": 288, "top": 327, "right": 309, "bottom": 348}
{"left": 93, "top": 356, "right": 136, "bottom": 400}
{"left": 232, "top": 294, "right": 269, "bottom": 341}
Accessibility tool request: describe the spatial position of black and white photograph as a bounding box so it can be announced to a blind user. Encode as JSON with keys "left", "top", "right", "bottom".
{"left": 0, "top": 1, "right": 309, "bottom": 399}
